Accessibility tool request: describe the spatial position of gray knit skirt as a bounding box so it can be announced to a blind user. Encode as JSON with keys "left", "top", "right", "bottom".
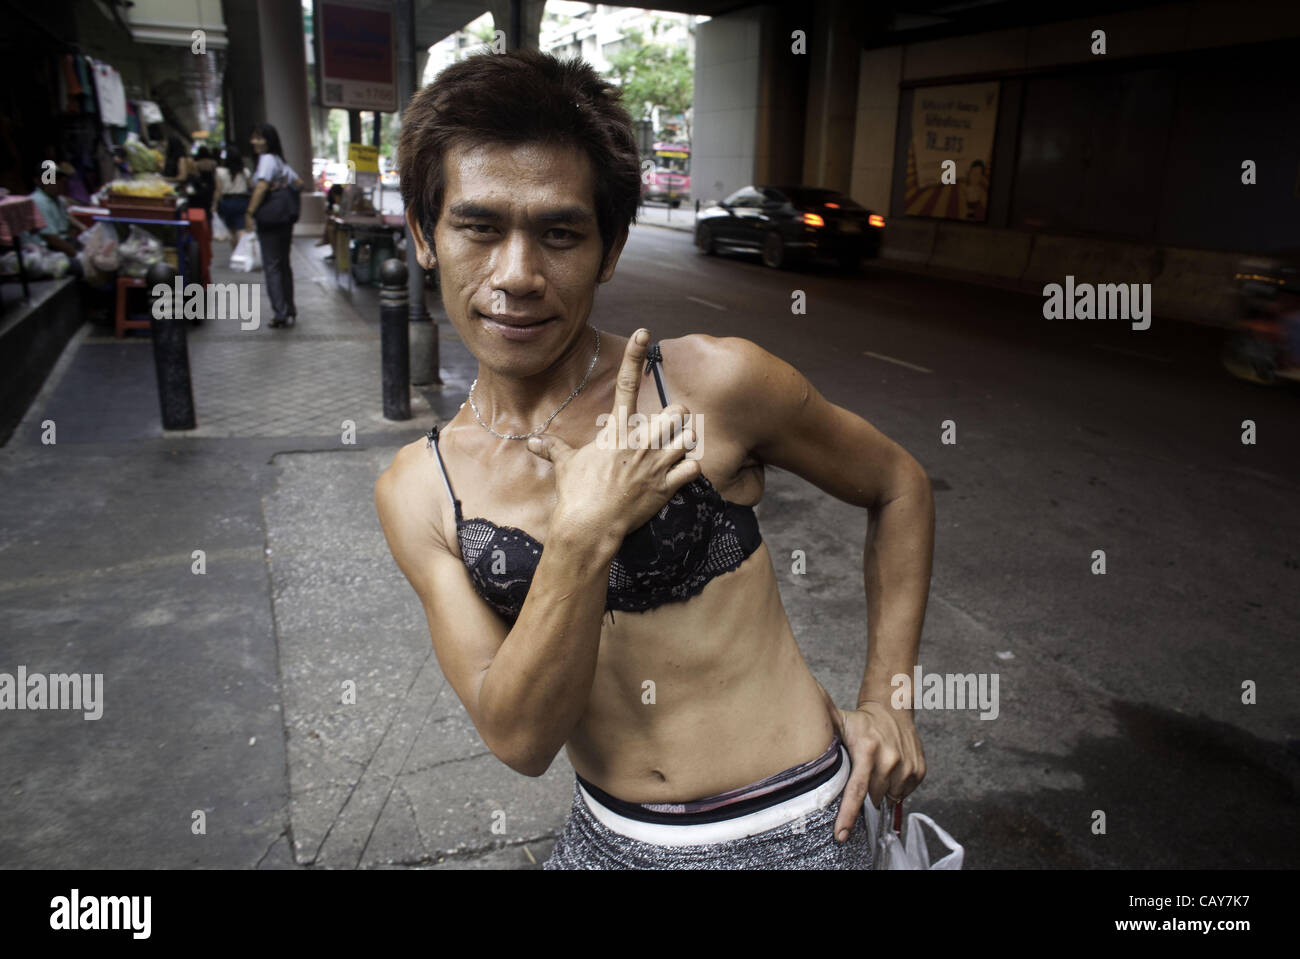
{"left": 544, "top": 757, "right": 873, "bottom": 870}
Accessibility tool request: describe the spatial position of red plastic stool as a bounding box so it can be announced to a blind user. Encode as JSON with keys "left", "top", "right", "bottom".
{"left": 114, "top": 276, "right": 149, "bottom": 338}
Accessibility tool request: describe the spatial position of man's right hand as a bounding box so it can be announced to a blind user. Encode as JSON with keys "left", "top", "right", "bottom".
{"left": 526, "top": 328, "right": 700, "bottom": 548}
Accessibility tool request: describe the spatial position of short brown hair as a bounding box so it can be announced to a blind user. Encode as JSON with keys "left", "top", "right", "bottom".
{"left": 398, "top": 49, "right": 641, "bottom": 269}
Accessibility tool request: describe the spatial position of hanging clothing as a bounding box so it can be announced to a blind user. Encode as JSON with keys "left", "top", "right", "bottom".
{"left": 93, "top": 62, "right": 127, "bottom": 127}
{"left": 74, "top": 57, "right": 93, "bottom": 109}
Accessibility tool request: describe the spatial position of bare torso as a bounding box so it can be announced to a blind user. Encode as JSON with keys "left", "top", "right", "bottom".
{"left": 410, "top": 333, "right": 834, "bottom": 802}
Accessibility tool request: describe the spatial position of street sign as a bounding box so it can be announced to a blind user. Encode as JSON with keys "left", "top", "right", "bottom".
{"left": 348, "top": 143, "right": 379, "bottom": 173}
{"left": 318, "top": 0, "right": 397, "bottom": 113}
{"left": 348, "top": 143, "right": 380, "bottom": 188}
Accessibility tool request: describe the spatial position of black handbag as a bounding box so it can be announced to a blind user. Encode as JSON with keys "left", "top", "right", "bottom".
{"left": 254, "top": 174, "right": 301, "bottom": 226}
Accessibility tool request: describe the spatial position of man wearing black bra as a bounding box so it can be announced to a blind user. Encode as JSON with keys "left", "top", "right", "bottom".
{"left": 376, "top": 50, "right": 935, "bottom": 869}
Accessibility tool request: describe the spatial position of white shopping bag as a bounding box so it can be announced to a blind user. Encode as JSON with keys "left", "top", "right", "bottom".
{"left": 865, "top": 797, "right": 964, "bottom": 870}
{"left": 211, "top": 215, "right": 231, "bottom": 242}
{"left": 230, "top": 232, "right": 261, "bottom": 272}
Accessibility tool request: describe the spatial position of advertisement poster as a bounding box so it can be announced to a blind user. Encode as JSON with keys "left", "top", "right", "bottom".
{"left": 904, "top": 82, "right": 999, "bottom": 221}
{"left": 318, "top": 0, "right": 397, "bottom": 113}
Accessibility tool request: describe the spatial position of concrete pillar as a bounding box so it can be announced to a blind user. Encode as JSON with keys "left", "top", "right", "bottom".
{"left": 801, "top": 0, "right": 865, "bottom": 191}
{"left": 486, "top": 0, "right": 544, "bottom": 51}
{"left": 849, "top": 46, "right": 903, "bottom": 212}
{"left": 691, "top": 8, "right": 765, "bottom": 204}
{"left": 256, "top": 0, "right": 313, "bottom": 190}
{"left": 755, "top": 4, "right": 809, "bottom": 186}
{"left": 415, "top": 49, "right": 431, "bottom": 92}
{"left": 221, "top": 0, "right": 265, "bottom": 152}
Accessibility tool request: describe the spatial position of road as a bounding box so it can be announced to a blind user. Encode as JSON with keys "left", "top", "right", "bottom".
{"left": 591, "top": 222, "right": 1300, "bottom": 868}
{"left": 2, "top": 221, "right": 1293, "bottom": 871}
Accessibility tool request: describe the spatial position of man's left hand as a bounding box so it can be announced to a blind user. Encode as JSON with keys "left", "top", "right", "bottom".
{"left": 826, "top": 699, "right": 925, "bottom": 842}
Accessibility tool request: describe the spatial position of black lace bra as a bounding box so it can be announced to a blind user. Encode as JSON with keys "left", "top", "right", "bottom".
{"left": 427, "top": 342, "right": 763, "bottom": 624}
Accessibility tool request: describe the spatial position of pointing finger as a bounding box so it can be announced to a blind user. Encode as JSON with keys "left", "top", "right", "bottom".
{"left": 611, "top": 329, "right": 650, "bottom": 428}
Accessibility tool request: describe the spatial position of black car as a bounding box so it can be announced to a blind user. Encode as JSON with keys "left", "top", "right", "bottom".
{"left": 694, "top": 185, "right": 885, "bottom": 271}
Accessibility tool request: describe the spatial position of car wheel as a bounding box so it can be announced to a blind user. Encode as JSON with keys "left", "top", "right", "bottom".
{"left": 762, "top": 232, "right": 786, "bottom": 269}
{"left": 696, "top": 224, "right": 717, "bottom": 256}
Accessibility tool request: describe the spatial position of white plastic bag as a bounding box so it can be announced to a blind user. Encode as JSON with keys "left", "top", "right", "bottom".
{"left": 118, "top": 224, "right": 163, "bottom": 277}
{"left": 38, "top": 250, "right": 71, "bottom": 278}
{"left": 211, "top": 214, "right": 230, "bottom": 243}
{"left": 230, "top": 232, "right": 261, "bottom": 272}
{"left": 865, "top": 797, "right": 964, "bottom": 870}
{"left": 79, "top": 222, "right": 120, "bottom": 272}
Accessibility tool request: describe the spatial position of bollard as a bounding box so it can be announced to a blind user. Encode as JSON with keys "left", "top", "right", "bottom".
{"left": 407, "top": 221, "right": 440, "bottom": 386}
{"left": 146, "top": 262, "right": 196, "bottom": 430}
{"left": 408, "top": 258, "right": 434, "bottom": 387}
{"left": 380, "top": 258, "right": 411, "bottom": 420}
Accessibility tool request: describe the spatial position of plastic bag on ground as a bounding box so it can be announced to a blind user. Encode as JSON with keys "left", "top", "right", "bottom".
{"left": 230, "top": 232, "right": 261, "bottom": 272}
{"left": 38, "top": 250, "right": 71, "bottom": 278}
{"left": 7, "top": 243, "right": 62, "bottom": 278}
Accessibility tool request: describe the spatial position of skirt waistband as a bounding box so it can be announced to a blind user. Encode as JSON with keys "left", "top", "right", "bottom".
{"left": 576, "top": 745, "right": 851, "bottom": 847}
{"left": 576, "top": 733, "right": 842, "bottom": 824}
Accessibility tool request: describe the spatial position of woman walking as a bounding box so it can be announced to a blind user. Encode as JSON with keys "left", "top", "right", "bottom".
{"left": 245, "top": 123, "right": 302, "bottom": 328}
{"left": 214, "top": 146, "right": 251, "bottom": 248}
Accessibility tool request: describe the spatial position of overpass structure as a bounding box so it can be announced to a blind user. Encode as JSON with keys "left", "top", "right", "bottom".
{"left": 9, "top": 0, "right": 1293, "bottom": 325}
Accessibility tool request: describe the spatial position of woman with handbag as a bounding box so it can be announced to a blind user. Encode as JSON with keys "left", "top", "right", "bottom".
{"left": 245, "top": 123, "right": 302, "bottom": 328}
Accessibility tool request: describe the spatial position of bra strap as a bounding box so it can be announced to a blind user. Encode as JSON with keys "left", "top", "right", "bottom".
{"left": 644, "top": 342, "right": 670, "bottom": 407}
{"left": 425, "top": 425, "right": 464, "bottom": 522}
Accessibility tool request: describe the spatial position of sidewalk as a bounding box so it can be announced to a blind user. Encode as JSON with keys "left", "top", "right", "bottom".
{"left": 0, "top": 236, "right": 563, "bottom": 868}
{"left": 635, "top": 200, "right": 696, "bottom": 233}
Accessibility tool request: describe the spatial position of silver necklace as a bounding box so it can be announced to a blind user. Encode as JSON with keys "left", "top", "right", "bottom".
{"left": 467, "top": 328, "right": 601, "bottom": 440}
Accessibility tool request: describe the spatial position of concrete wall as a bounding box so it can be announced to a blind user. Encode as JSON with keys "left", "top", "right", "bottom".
{"left": 878, "top": 221, "right": 1243, "bottom": 326}
{"left": 0, "top": 281, "right": 84, "bottom": 447}
{"left": 850, "top": 0, "right": 1300, "bottom": 326}
{"left": 800, "top": 0, "right": 862, "bottom": 192}
{"left": 692, "top": 8, "right": 764, "bottom": 203}
{"left": 849, "top": 46, "right": 902, "bottom": 213}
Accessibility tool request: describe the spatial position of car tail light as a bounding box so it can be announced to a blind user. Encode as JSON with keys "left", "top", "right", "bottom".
{"left": 802, "top": 212, "right": 825, "bottom": 227}
{"left": 824, "top": 202, "right": 840, "bottom": 209}
{"left": 868, "top": 214, "right": 885, "bottom": 228}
